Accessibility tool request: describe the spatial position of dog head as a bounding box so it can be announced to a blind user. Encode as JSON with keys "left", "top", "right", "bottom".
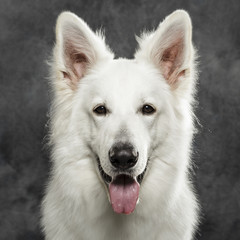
{"left": 52, "top": 10, "right": 195, "bottom": 214}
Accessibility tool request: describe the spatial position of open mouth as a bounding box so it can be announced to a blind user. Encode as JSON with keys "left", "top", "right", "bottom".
{"left": 97, "top": 158, "right": 148, "bottom": 214}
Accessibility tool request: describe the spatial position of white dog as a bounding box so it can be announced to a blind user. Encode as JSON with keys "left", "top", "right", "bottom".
{"left": 42, "top": 10, "right": 199, "bottom": 240}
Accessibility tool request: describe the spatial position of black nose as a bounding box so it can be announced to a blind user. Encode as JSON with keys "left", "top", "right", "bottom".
{"left": 109, "top": 143, "right": 138, "bottom": 170}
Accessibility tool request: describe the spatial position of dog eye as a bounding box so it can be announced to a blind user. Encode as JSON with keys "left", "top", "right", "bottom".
{"left": 141, "top": 104, "right": 156, "bottom": 115}
{"left": 93, "top": 105, "right": 107, "bottom": 115}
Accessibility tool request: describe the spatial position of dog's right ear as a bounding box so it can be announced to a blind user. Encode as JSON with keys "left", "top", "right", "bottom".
{"left": 53, "top": 12, "right": 113, "bottom": 90}
{"left": 135, "top": 10, "right": 195, "bottom": 92}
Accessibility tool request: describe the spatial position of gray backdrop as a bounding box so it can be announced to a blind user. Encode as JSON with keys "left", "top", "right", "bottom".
{"left": 0, "top": 0, "right": 239, "bottom": 239}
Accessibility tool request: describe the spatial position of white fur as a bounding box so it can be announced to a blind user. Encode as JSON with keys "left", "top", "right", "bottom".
{"left": 42, "top": 10, "right": 199, "bottom": 240}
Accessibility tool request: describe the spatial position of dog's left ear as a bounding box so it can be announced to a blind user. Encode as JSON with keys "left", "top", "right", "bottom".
{"left": 135, "top": 10, "right": 195, "bottom": 90}
{"left": 53, "top": 12, "right": 113, "bottom": 90}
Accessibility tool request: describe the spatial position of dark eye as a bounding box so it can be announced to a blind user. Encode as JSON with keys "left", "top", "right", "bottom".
{"left": 93, "top": 105, "right": 107, "bottom": 115}
{"left": 141, "top": 104, "right": 156, "bottom": 115}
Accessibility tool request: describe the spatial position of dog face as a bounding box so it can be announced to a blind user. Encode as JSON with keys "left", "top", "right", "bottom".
{"left": 79, "top": 59, "right": 169, "bottom": 180}
{"left": 52, "top": 10, "right": 195, "bottom": 214}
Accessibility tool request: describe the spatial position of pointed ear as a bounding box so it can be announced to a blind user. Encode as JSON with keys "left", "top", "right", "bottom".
{"left": 54, "top": 12, "right": 113, "bottom": 90}
{"left": 135, "top": 10, "right": 195, "bottom": 89}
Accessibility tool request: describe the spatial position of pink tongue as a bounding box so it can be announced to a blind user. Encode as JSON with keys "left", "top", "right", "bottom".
{"left": 109, "top": 175, "right": 139, "bottom": 214}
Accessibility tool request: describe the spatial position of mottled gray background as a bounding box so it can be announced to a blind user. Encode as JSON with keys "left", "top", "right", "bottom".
{"left": 0, "top": 0, "right": 240, "bottom": 239}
